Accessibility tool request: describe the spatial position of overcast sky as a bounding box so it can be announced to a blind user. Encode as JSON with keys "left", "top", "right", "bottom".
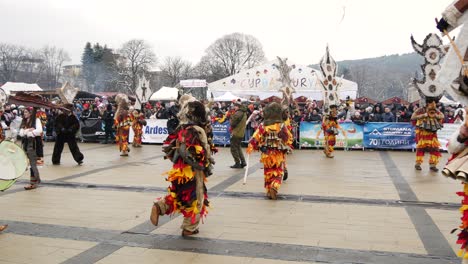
{"left": 0, "top": 0, "right": 452, "bottom": 67}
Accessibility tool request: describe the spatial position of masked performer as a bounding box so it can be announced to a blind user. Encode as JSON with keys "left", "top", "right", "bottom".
{"left": 52, "top": 104, "right": 84, "bottom": 165}
{"left": 435, "top": 1, "right": 468, "bottom": 261}
{"left": 410, "top": 33, "right": 445, "bottom": 172}
{"left": 150, "top": 95, "right": 214, "bottom": 236}
{"left": 132, "top": 109, "right": 146, "bottom": 148}
{"left": 317, "top": 46, "right": 344, "bottom": 158}
{"left": 247, "top": 102, "right": 293, "bottom": 200}
{"left": 114, "top": 94, "right": 133, "bottom": 156}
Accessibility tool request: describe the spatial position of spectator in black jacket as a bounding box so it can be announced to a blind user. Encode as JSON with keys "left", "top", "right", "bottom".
{"left": 382, "top": 107, "right": 395, "bottom": 122}
{"left": 101, "top": 104, "right": 115, "bottom": 144}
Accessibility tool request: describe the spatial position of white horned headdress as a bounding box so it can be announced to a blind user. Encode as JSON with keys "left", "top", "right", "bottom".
{"left": 318, "top": 46, "right": 341, "bottom": 115}
{"left": 274, "top": 57, "right": 295, "bottom": 107}
{"left": 410, "top": 33, "right": 446, "bottom": 102}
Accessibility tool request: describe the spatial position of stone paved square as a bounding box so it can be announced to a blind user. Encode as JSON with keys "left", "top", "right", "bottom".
{"left": 0, "top": 142, "right": 462, "bottom": 263}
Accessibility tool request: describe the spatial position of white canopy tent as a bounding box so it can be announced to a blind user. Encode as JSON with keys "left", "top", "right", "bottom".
{"left": 440, "top": 95, "right": 459, "bottom": 106}
{"left": 208, "top": 59, "right": 358, "bottom": 100}
{"left": 1, "top": 82, "right": 42, "bottom": 95}
{"left": 149, "top": 87, "right": 179, "bottom": 101}
{"left": 213, "top": 92, "right": 246, "bottom": 102}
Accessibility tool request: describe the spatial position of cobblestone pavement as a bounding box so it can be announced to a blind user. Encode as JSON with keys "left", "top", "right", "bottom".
{"left": 0, "top": 142, "right": 462, "bottom": 263}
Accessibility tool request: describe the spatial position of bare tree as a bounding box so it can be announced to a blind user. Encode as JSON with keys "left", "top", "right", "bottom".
{"left": 117, "top": 39, "right": 157, "bottom": 94}
{"left": 0, "top": 43, "right": 28, "bottom": 83}
{"left": 40, "top": 46, "right": 71, "bottom": 88}
{"left": 160, "top": 56, "right": 193, "bottom": 86}
{"left": 200, "top": 33, "right": 265, "bottom": 79}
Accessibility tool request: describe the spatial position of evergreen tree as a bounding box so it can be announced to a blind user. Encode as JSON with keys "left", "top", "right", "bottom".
{"left": 81, "top": 42, "right": 95, "bottom": 91}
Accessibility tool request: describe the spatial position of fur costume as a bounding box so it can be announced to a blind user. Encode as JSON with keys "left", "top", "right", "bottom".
{"left": 434, "top": 4, "right": 468, "bottom": 258}
{"left": 317, "top": 46, "right": 342, "bottom": 158}
{"left": 247, "top": 102, "right": 293, "bottom": 199}
{"left": 153, "top": 99, "right": 214, "bottom": 235}
{"left": 410, "top": 33, "right": 445, "bottom": 170}
{"left": 114, "top": 94, "right": 133, "bottom": 156}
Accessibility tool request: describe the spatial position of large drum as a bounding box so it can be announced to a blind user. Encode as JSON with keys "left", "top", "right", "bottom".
{"left": 0, "top": 141, "right": 28, "bottom": 191}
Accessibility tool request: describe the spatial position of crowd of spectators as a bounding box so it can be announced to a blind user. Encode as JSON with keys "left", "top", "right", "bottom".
{"left": 1, "top": 95, "right": 466, "bottom": 144}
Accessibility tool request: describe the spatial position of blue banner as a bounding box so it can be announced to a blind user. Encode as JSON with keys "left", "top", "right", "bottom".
{"left": 212, "top": 121, "right": 231, "bottom": 145}
{"left": 363, "top": 122, "right": 415, "bottom": 149}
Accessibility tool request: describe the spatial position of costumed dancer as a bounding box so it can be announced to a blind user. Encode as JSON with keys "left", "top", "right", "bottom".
{"left": 247, "top": 102, "right": 293, "bottom": 200}
{"left": 436, "top": 1, "right": 468, "bottom": 261}
{"left": 275, "top": 57, "right": 296, "bottom": 180}
{"left": 19, "top": 107, "right": 42, "bottom": 190}
{"left": 114, "top": 94, "right": 133, "bottom": 156}
{"left": 317, "top": 46, "right": 344, "bottom": 158}
{"left": 51, "top": 104, "right": 84, "bottom": 165}
{"left": 131, "top": 109, "right": 146, "bottom": 148}
{"left": 150, "top": 95, "right": 214, "bottom": 236}
{"left": 281, "top": 106, "right": 292, "bottom": 180}
{"left": 410, "top": 33, "right": 445, "bottom": 172}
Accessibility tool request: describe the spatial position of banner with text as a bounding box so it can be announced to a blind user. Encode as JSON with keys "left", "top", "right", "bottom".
{"left": 129, "top": 119, "right": 168, "bottom": 143}
{"left": 363, "top": 122, "right": 415, "bottom": 149}
{"left": 299, "top": 122, "right": 364, "bottom": 149}
{"left": 212, "top": 121, "right": 231, "bottom": 145}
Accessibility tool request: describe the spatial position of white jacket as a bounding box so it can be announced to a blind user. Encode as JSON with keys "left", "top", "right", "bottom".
{"left": 19, "top": 118, "right": 43, "bottom": 138}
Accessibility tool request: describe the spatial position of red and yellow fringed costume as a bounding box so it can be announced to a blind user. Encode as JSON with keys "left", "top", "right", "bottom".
{"left": 154, "top": 123, "right": 212, "bottom": 233}
{"left": 114, "top": 114, "right": 133, "bottom": 156}
{"left": 443, "top": 122, "right": 468, "bottom": 258}
{"left": 151, "top": 99, "right": 214, "bottom": 236}
{"left": 131, "top": 112, "right": 145, "bottom": 147}
{"left": 456, "top": 184, "right": 468, "bottom": 258}
{"left": 247, "top": 122, "right": 293, "bottom": 199}
{"left": 411, "top": 106, "right": 443, "bottom": 170}
{"left": 321, "top": 116, "right": 340, "bottom": 158}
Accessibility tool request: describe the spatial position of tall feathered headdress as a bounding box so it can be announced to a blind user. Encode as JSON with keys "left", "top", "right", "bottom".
{"left": 410, "top": 33, "right": 446, "bottom": 102}
{"left": 318, "top": 46, "right": 341, "bottom": 115}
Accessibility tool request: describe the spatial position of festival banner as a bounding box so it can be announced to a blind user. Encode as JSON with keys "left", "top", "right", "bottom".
{"left": 129, "top": 119, "right": 168, "bottom": 143}
{"left": 363, "top": 122, "right": 415, "bottom": 149}
{"left": 212, "top": 121, "right": 231, "bottom": 145}
{"left": 437, "top": 123, "right": 462, "bottom": 150}
{"left": 80, "top": 118, "right": 105, "bottom": 142}
{"left": 299, "top": 121, "right": 364, "bottom": 149}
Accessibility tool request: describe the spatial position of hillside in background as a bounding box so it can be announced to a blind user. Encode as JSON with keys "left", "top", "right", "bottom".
{"left": 311, "top": 52, "right": 424, "bottom": 101}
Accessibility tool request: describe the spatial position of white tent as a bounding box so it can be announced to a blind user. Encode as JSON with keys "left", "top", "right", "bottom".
{"left": 213, "top": 92, "right": 246, "bottom": 102}
{"left": 208, "top": 59, "right": 358, "bottom": 100}
{"left": 149, "top": 87, "right": 179, "bottom": 101}
{"left": 440, "top": 95, "right": 459, "bottom": 106}
{"left": 1, "top": 82, "right": 42, "bottom": 95}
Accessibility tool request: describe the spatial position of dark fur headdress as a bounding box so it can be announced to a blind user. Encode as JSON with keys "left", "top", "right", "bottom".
{"left": 263, "top": 102, "right": 283, "bottom": 126}
{"left": 186, "top": 101, "right": 207, "bottom": 125}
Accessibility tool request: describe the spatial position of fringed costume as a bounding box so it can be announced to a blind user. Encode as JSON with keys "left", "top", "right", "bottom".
{"left": 317, "top": 46, "right": 342, "bottom": 158}
{"left": 114, "top": 94, "right": 132, "bottom": 156}
{"left": 132, "top": 111, "right": 146, "bottom": 147}
{"left": 114, "top": 114, "right": 132, "bottom": 155}
{"left": 412, "top": 108, "right": 444, "bottom": 170}
{"left": 151, "top": 96, "right": 215, "bottom": 237}
{"left": 436, "top": 2, "right": 468, "bottom": 261}
{"left": 410, "top": 33, "right": 446, "bottom": 171}
{"left": 322, "top": 114, "right": 340, "bottom": 158}
{"left": 247, "top": 102, "right": 293, "bottom": 200}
